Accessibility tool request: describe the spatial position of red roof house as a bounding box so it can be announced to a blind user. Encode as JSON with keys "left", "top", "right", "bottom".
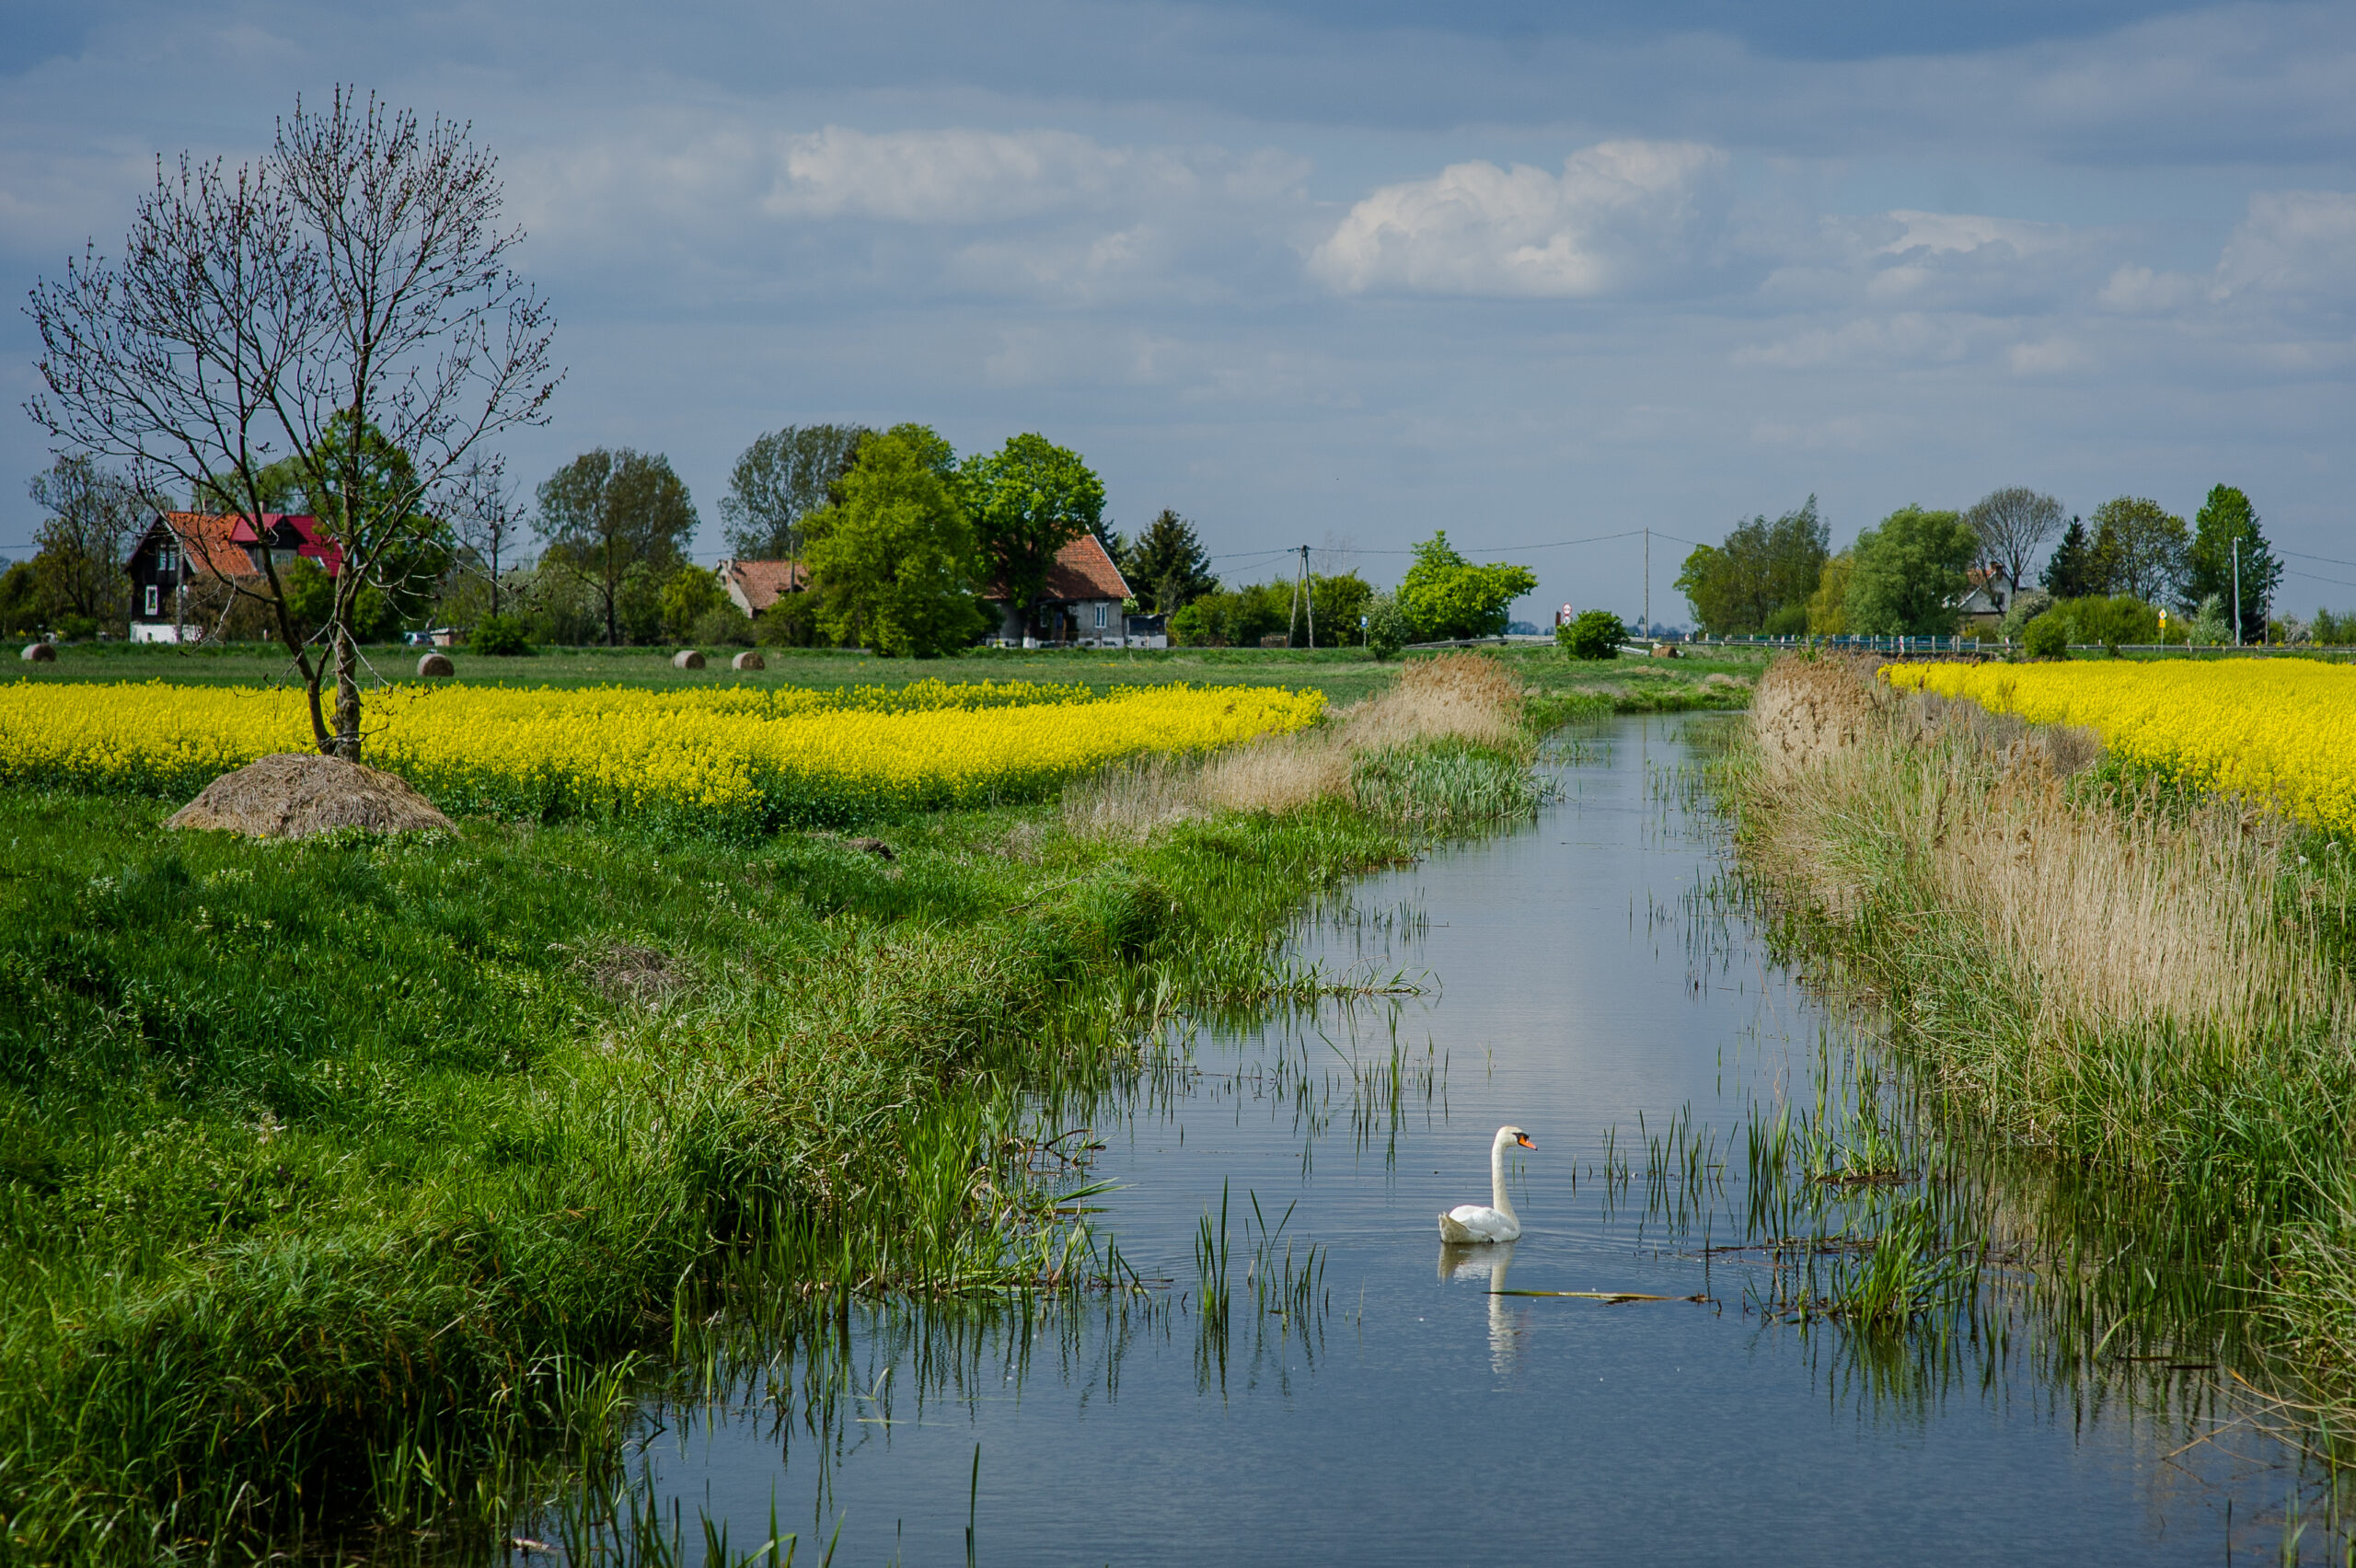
{"left": 981, "top": 534, "right": 1133, "bottom": 646}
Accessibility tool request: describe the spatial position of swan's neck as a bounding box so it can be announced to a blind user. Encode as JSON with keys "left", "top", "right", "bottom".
{"left": 1490, "top": 1137, "right": 1517, "bottom": 1219}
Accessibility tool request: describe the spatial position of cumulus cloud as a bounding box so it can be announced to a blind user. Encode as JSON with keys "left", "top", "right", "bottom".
{"left": 1308, "top": 140, "right": 1728, "bottom": 297}
{"left": 2212, "top": 190, "right": 2356, "bottom": 302}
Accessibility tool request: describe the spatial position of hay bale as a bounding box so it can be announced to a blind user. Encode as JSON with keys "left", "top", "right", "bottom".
{"left": 20, "top": 643, "right": 54, "bottom": 663}
{"left": 416, "top": 651, "right": 456, "bottom": 677}
{"left": 167, "top": 753, "right": 454, "bottom": 839}
{"left": 672, "top": 649, "right": 706, "bottom": 670}
{"left": 731, "top": 650, "right": 765, "bottom": 671}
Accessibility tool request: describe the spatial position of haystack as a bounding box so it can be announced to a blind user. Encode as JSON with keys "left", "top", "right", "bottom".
{"left": 167, "top": 753, "right": 454, "bottom": 839}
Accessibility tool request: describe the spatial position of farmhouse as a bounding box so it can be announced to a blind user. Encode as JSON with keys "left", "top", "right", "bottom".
{"left": 984, "top": 534, "right": 1133, "bottom": 648}
{"left": 127, "top": 513, "right": 342, "bottom": 643}
{"left": 716, "top": 558, "right": 808, "bottom": 621}
{"left": 1951, "top": 565, "right": 2019, "bottom": 632}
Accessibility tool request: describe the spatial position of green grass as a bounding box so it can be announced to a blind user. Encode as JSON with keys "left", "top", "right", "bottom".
{"left": 0, "top": 671, "right": 1584, "bottom": 1560}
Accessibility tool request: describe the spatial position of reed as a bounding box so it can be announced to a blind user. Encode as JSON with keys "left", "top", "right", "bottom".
{"left": 1725, "top": 652, "right": 2356, "bottom": 1424}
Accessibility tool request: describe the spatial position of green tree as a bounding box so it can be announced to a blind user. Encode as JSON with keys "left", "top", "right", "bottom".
{"left": 1807, "top": 550, "right": 1854, "bottom": 635}
{"left": 1168, "top": 582, "right": 1289, "bottom": 648}
{"left": 1364, "top": 593, "right": 1412, "bottom": 659}
{"left": 27, "top": 454, "right": 148, "bottom": 628}
{"left": 2185, "top": 484, "right": 2280, "bottom": 643}
{"left": 1304, "top": 572, "right": 1374, "bottom": 647}
{"left": 1395, "top": 531, "right": 1537, "bottom": 641}
{"left": 1121, "top": 509, "right": 1219, "bottom": 615}
{"left": 1843, "top": 505, "right": 1977, "bottom": 636}
{"left": 1560, "top": 608, "right": 1625, "bottom": 660}
{"left": 536, "top": 449, "right": 698, "bottom": 646}
{"left": 719, "top": 424, "right": 871, "bottom": 560}
{"left": 1673, "top": 498, "right": 1828, "bottom": 634}
{"left": 658, "top": 564, "right": 728, "bottom": 641}
{"left": 960, "top": 433, "right": 1105, "bottom": 640}
{"left": 2039, "top": 517, "right": 2097, "bottom": 599}
{"left": 2085, "top": 496, "right": 2188, "bottom": 605}
{"left": 802, "top": 423, "right": 986, "bottom": 657}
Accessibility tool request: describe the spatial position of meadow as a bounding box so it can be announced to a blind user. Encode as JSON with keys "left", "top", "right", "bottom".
{"left": 0, "top": 649, "right": 1704, "bottom": 1562}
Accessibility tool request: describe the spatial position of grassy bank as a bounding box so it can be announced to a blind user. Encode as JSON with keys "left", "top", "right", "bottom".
{"left": 1722, "top": 654, "right": 2356, "bottom": 1427}
{"left": 0, "top": 655, "right": 1554, "bottom": 1561}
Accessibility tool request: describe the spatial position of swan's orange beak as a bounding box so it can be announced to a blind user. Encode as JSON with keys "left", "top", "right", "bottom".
{"left": 1516, "top": 1133, "right": 1535, "bottom": 1148}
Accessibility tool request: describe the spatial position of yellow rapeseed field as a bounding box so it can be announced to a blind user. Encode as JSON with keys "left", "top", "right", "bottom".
{"left": 0, "top": 678, "right": 1325, "bottom": 830}
{"left": 1884, "top": 660, "right": 2356, "bottom": 836}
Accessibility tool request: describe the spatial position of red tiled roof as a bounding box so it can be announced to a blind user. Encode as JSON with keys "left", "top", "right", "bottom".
{"left": 987, "top": 533, "right": 1129, "bottom": 604}
{"left": 157, "top": 512, "right": 343, "bottom": 577}
{"left": 719, "top": 559, "right": 808, "bottom": 616}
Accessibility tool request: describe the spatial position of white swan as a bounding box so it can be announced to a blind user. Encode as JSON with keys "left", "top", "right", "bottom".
{"left": 1438, "top": 1125, "right": 1533, "bottom": 1243}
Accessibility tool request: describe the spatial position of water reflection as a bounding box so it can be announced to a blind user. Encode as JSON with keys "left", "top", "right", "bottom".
{"left": 1438, "top": 1241, "right": 1525, "bottom": 1374}
{"left": 566, "top": 716, "right": 2350, "bottom": 1565}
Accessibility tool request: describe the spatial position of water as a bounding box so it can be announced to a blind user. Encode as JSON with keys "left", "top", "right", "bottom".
{"left": 609, "top": 715, "right": 2319, "bottom": 1565}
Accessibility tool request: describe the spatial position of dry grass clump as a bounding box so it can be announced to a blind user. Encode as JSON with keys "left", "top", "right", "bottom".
{"left": 1063, "top": 652, "right": 1525, "bottom": 839}
{"left": 1740, "top": 654, "right": 2346, "bottom": 1124}
{"left": 166, "top": 753, "right": 454, "bottom": 838}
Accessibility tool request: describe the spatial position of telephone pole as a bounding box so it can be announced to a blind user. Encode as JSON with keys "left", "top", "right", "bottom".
{"left": 1643, "top": 527, "right": 1651, "bottom": 640}
{"left": 1304, "top": 544, "right": 1316, "bottom": 649}
{"left": 2233, "top": 538, "right": 2243, "bottom": 649}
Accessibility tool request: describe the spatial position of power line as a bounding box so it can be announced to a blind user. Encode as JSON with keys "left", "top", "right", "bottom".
{"left": 2282, "top": 548, "right": 2356, "bottom": 570}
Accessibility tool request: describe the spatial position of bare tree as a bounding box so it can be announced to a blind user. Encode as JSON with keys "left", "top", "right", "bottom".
{"left": 27, "top": 454, "right": 153, "bottom": 626}
{"left": 446, "top": 453, "right": 527, "bottom": 619}
{"left": 27, "top": 88, "right": 559, "bottom": 759}
{"left": 1964, "top": 486, "right": 2065, "bottom": 592}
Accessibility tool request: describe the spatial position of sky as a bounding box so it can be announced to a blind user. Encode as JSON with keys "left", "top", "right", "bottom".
{"left": 3, "top": 0, "right": 2353, "bottom": 628}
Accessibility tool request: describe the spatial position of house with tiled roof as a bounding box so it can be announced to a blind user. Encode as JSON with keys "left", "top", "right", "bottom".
{"left": 126, "top": 513, "right": 342, "bottom": 643}
{"left": 983, "top": 534, "right": 1134, "bottom": 648}
{"left": 716, "top": 558, "right": 808, "bottom": 620}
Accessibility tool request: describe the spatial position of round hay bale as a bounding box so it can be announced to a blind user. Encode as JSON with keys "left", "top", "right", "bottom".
{"left": 672, "top": 648, "right": 707, "bottom": 670}
{"left": 167, "top": 753, "right": 455, "bottom": 840}
{"left": 731, "top": 650, "right": 766, "bottom": 672}
{"left": 416, "top": 651, "right": 456, "bottom": 677}
{"left": 20, "top": 643, "right": 54, "bottom": 663}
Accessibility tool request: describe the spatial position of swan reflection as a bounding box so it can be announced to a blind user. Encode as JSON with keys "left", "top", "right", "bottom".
{"left": 1439, "top": 1239, "right": 1525, "bottom": 1374}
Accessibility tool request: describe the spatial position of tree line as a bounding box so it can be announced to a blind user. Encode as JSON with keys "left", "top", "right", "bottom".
{"left": 1675, "top": 484, "right": 2315, "bottom": 645}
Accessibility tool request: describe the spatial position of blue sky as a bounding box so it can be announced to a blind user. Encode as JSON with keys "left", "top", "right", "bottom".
{"left": 5, "top": 0, "right": 2353, "bottom": 624}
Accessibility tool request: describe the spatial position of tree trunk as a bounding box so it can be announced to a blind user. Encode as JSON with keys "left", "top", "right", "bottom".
{"left": 332, "top": 628, "right": 363, "bottom": 761}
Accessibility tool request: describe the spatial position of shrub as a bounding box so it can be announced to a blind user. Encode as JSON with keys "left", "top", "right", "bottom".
{"left": 1364, "top": 594, "right": 1413, "bottom": 660}
{"left": 2022, "top": 613, "right": 2068, "bottom": 660}
{"left": 1560, "top": 609, "right": 1625, "bottom": 661}
{"left": 52, "top": 614, "right": 98, "bottom": 642}
{"left": 468, "top": 614, "right": 532, "bottom": 656}
{"left": 691, "top": 604, "right": 755, "bottom": 647}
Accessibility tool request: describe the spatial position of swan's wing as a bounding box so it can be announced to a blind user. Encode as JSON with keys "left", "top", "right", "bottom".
{"left": 1440, "top": 1205, "right": 1514, "bottom": 1243}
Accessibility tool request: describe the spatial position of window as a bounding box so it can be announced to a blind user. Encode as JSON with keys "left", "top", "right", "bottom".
{"left": 144, "top": 584, "right": 159, "bottom": 617}
{"left": 157, "top": 543, "right": 178, "bottom": 572}
{"left": 1093, "top": 602, "right": 1108, "bottom": 628}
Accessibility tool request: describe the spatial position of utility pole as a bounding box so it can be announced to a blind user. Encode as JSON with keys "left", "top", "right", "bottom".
{"left": 1643, "top": 527, "right": 1650, "bottom": 640}
{"left": 1287, "top": 547, "right": 1304, "bottom": 649}
{"left": 2233, "top": 538, "right": 2243, "bottom": 649}
{"left": 1304, "top": 543, "right": 1316, "bottom": 650}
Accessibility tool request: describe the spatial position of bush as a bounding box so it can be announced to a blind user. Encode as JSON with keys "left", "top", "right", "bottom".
{"left": 52, "top": 614, "right": 98, "bottom": 643}
{"left": 1364, "top": 594, "right": 1412, "bottom": 660}
{"left": 1559, "top": 609, "right": 1625, "bottom": 661}
{"left": 468, "top": 614, "right": 533, "bottom": 656}
{"left": 2022, "top": 613, "right": 2069, "bottom": 660}
{"left": 691, "top": 604, "right": 755, "bottom": 646}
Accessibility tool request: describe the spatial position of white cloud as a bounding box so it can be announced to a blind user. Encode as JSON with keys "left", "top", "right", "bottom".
{"left": 1875, "top": 210, "right": 2069, "bottom": 259}
{"left": 764, "top": 126, "right": 1181, "bottom": 225}
{"left": 2212, "top": 190, "right": 2356, "bottom": 302}
{"left": 2096, "top": 263, "right": 2202, "bottom": 313}
{"left": 1308, "top": 140, "right": 1728, "bottom": 298}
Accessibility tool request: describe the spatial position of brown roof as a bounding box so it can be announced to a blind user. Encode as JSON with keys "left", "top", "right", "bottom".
{"left": 718, "top": 559, "right": 808, "bottom": 616}
{"left": 150, "top": 513, "right": 345, "bottom": 578}
{"left": 159, "top": 513, "right": 261, "bottom": 579}
{"left": 990, "top": 533, "right": 1129, "bottom": 605}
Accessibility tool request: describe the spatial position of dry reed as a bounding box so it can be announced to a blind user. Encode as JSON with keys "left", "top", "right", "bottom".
{"left": 1743, "top": 656, "right": 2340, "bottom": 1055}
{"left": 1063, "top": 653, "right": 1527, "bottom": 839}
